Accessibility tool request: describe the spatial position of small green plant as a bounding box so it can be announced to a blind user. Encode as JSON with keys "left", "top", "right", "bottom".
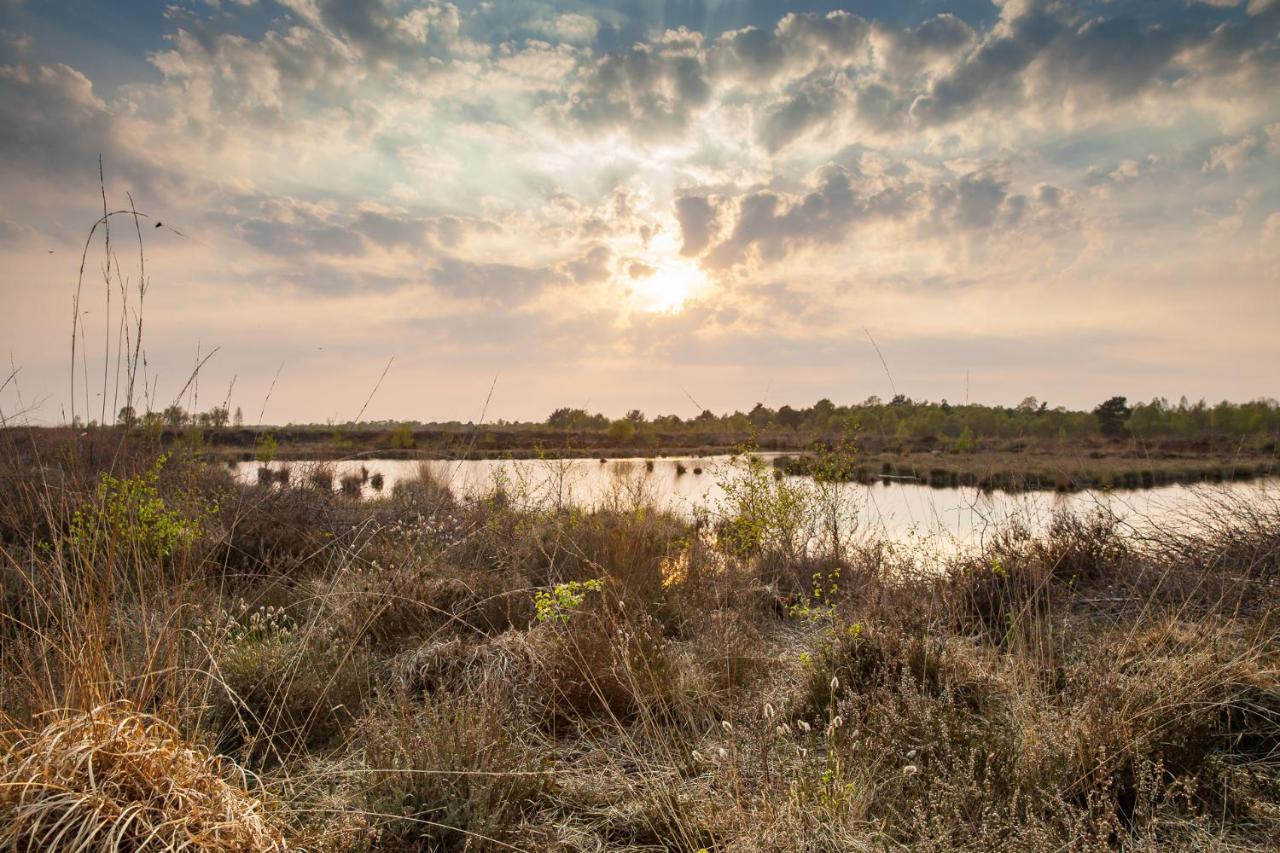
{"left": 789, "top": 565, "right": 843, "bottom": 624}
{"left": 254, "top": 433, "right": 277, "bottom": 464}
{"left": 533, "top": 579, "right": 603, "bottom": 624}
{"left": 68, "top": 454, "right": 202, "bottom": 559}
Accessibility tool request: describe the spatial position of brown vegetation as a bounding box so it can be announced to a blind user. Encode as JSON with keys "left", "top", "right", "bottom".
{"left": 0, "top": 429, "right": 1277, "bottom": 850}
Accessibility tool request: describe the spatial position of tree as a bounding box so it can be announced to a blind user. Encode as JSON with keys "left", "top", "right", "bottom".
{"left": 776, "top": 405, "right": 804, "bottom": 429}
{"left": 1093, "top": 396, "right": 1132, "bottom": 438}
{"left": 547, "top": 407, "right": 588, "bottom": 429}
{"left": 162, "top": 405, "right": 186, "bottom": 429}
{"left": 117, "top": 406, "right": 138, "bottom": 429}
{"left": 625, "top": 409, "right": 646, "bottom": 424}
{"left": 233, "top": 406, "right": 244, "bottom": 427}
{"left": 606, "top": 419, "right": 635, "bottom": 442}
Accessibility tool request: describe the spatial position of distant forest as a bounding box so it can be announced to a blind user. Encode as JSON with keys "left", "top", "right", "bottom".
{"left": 125, "top": 395, "right": 1280, "bottom": 449}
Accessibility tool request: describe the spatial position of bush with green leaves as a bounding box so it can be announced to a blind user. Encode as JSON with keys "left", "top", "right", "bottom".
{"left": 68, "top": 454, "right": 204, "bottom": 561}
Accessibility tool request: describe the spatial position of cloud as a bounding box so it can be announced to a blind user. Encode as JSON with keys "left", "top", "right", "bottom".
{"left": 564, "top": 243, "right": 612, "bottom": 284}
{"left": 1204, "top": 133, "right": 1260, "bottom": 173}
{"left": 909, "top": 0, "right": 1279, "bottom": 128}
{"left": 704, "top": 166, "right": 914, "bottom": 269}
{"left": 0, "top": 62, "right": 115, "bottom": 175}
{"left": 673, "top": 194, "right": 720, "bottom": 256}
{"left": 711, "top": 10, "right": 870, "bottom": 85}
{"left": 566, "top": 28, "right": 711, "bottom": 140}
{"left": 532, "top": 12, "right": 599, "bottom": 45}
{"left": 431, "top": 257, "right": 561, "bottom": 303}
{"left": 756, "top": 75, "right": 847, "bottom": 153}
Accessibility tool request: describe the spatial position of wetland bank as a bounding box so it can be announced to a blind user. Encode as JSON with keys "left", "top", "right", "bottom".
{"left": 2, "top": 425, "right": 1278, "bottom": 850}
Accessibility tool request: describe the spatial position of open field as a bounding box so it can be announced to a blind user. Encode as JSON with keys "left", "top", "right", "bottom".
{"left": 2, "top": 430, "right": 1277, "bottom": 851}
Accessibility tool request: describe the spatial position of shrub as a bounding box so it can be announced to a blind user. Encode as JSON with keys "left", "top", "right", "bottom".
{"left": 68, "top": 454, "right": 205, "bottom": 562}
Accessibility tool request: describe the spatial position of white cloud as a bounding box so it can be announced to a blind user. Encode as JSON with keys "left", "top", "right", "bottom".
{"left": 1204, "top": 134, "right": 1259, "bottom": 173}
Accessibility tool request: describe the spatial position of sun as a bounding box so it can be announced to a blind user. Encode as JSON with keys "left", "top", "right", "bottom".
{"left": 633, "top": 256, "right": 705, "bottom": 313}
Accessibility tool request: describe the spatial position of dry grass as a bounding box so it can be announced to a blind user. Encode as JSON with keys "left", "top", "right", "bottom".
{"left": 0, "top": 428, "right": 1277, "bottom": 850}
{"left": 0, "top": 703, "right": 288, "bottom": 851}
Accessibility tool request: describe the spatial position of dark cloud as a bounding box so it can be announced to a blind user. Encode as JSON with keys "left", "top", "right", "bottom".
{"left": 567, "top": 29, "right": 712, "bottom": 139}
{"left": 873, "top": 13, "right": 976, "bottom": 78}
{"left": 238, "top": 216, "right": 366, "bottom": 256}
{"left": 565, "top": 243, "right": 612, "bottom": 283}
{"left": 673, "top": 194, "right": 719, "bottom": 256}
{"left": 705, "top": 166, "right": 915, "bottom": 268}
{"left": 927, "top": 171, "right": 1010, "bottom": 232}
{"left": 0, "top": 63, "right": 119, "bottom": 181}
{"left": 756, "top": 76, "right": 846, "bottom": 153}
{"left": 230, "top": 199, "right": 500, "bottom": 260}
{"left": 910, "top": 0, "right": 1280, "bottom": 127}
{"left": 432, "top": 257, "right": 562, "bottom": 303}
{"left": 352, "top": 210, "right": 430, "bottom": 248}
{"left": 712, "top": 11, "right": 870, "bottom": 84}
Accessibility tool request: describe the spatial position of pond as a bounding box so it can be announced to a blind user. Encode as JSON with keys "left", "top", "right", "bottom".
{"left": 234, "top": 455, "right": 1278, "bottom": 554}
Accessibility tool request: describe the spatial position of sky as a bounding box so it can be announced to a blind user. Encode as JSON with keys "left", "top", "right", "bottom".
{"left": 0, "top": 0, "right": 1277, "bottom": 425}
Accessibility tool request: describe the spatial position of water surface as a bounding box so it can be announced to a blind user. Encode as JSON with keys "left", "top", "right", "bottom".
{"left": 235, "top": 455, "right": 1277, "bottom": 554}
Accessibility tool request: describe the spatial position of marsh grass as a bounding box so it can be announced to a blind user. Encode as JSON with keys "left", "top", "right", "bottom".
{"left": 1, "top": 422, "right": 1277, "bottom": 849}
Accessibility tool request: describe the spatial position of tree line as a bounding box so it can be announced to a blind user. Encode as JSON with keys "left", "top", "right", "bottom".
{"left": 92, "top": 395, "right": 1280, "bottom": 447}
{"left": 536, "top": 396, "right": 1280, "bottom": 445}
